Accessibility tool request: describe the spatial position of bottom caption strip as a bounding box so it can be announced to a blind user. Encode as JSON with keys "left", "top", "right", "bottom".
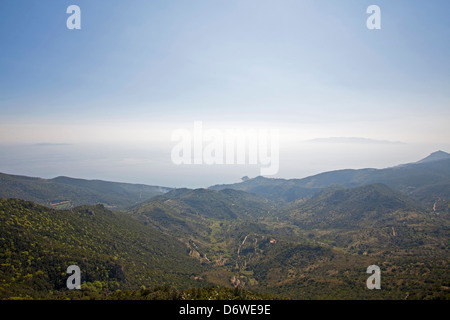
{"left": 179, "top": 303, "right": 271, "bottom": 317}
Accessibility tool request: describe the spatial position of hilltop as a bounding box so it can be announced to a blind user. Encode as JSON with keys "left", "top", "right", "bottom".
{"left": 0, "top": 173, "right": 171, "bottom": 209}
{"left": 210, "top": 151, "right": 450, "bottom": 206}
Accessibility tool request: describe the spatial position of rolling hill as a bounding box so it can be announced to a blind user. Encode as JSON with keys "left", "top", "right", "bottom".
{"left": 0, "top": 173, "right": 171, "bottom": 209}
{"left": 0, "top": 198, "right": 208, "bottom": 299}
{"left": 210, "top": 176, "right": 322, "bottom": 202}
{"left": 1, "top": 151, "right": 449, "bottom": 300}
{"left": 149, "top": 188, "right": 275, "bottom": 219}
{"left": 210, "top": 151, "right": 450, "bottom": 205}
{"left": 284, "top": 183, "right": 424, "bottom": 229}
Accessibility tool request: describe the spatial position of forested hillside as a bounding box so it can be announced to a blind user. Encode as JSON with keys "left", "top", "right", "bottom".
{"left": 0, "top": 152, "right": 449, "bottom": 300}
{"left": 0, "top": 199, "right": 208, "bottom": 299}
{"left": 0, "top": 173, "right": 170, "bottom": 209}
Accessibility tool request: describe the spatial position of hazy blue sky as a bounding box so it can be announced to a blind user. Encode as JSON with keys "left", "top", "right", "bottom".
{"left": 0, "top": 1, "right": 449, "bottom": 187}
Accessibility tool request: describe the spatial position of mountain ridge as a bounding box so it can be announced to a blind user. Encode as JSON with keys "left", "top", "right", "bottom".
{"left": 210, "top": 151, "right": 450, "bottom": 204}
{"left": 284, "top": 183, "right": 425, "bottom": 229}
{"left": 0, "top": 172, "right": 172, "bottom": 209}
{"left": 416, "top": 150, "right": 450, "bottom": 163}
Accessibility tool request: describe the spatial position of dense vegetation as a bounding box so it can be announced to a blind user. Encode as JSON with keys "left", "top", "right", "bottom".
{"left": 0, "top": 151, "right": 449, "bottom": 300}
{"left": 0, "top": 199, "right": 208, "bottom": 299}
{"left": 0, "top": 173, "right": 170, "bottom": 210}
